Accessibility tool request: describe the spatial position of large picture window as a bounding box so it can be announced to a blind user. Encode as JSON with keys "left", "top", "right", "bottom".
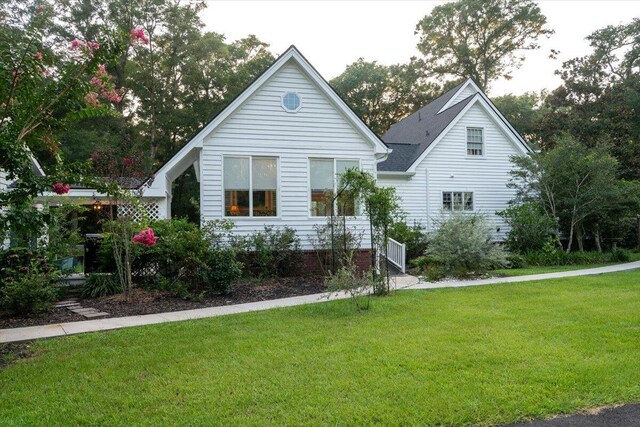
{"left": 224, "top": 156, "right": 277, "bottom": 217}
{"left": 310, "top": 158, "right": 359, "bottom": 216}
{"left": 467, "top": 127, "right": 484, "bottom": 156}
{"left": 442, "top": 191, "right": 473, "bottom": 211}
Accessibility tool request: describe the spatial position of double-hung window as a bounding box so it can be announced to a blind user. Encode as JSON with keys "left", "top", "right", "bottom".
{"left": 310, "top": 158, "right": 359, "bottom": 216}
{"left": 467, "top": 127, "right": 484, "bottom": 156}
{"left": 224, "top": 156, "right": 277, "bottom": 217}
{"left": 442, "top": 191, "right": 473, "bottom": 211}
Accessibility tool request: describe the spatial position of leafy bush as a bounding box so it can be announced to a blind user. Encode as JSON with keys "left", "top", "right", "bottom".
{"left": 498, "top": 203, "right": 557, "bottom": 254}
{"left": 82, "top": 274, "right": 121, "bottom": 298}
{"left": 389, "top": 220, "right": 428, "bottom": 262}
{"left": 135, "top": 219, "right": 242, "bottom": 295}
{"left": 0, "top": 249, "right": 59, "bottom": 314}
{"left": 424, "top": 214, "right": 508, "bottom": 278}
{"left": 325, "top": 264, "right": 382, "bottom": 310}
{"left": 520, "top": 240, "right": 633, "bottom": 266}
{"left": 236, "top": 226, "right": 303, "bottom": 278}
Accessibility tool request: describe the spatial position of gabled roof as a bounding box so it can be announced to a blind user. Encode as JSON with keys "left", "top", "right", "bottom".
{"left": 145, "top": 45, "right": 390, "bottom": 196}
{"left": 378, "top": 78, "right": 532, "bottom": 172}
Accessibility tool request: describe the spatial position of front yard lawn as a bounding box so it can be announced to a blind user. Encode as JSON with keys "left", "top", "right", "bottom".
{"left": 1, "top": 270, "right": 640, "bottom": 425}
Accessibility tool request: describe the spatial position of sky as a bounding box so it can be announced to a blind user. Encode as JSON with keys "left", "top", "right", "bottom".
{"left": 199, "top": 1, "right": 640, "bottom": 97}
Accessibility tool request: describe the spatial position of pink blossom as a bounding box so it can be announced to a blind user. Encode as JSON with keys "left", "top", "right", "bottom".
{"left": 84, "top": 92, "right": 100, "bottom": 106}
{"left": 70, "top": 39, "right": 81, "bottom": 49}
{"left": 132, "top": 228, "right": 157, "bottom": 247}
{"left": 52, "top": 182, "right": 70, "bottom": 195}
{"left": 88, "top": 41, "right": 100, "bottom": 50}
{"left": 98, "top": 64, "right": 106, "bottom": 74}
{"left": 130, "top": 28, "right": 150, "bottom": 45}
{"left": 123, "top": 157, "right": 132, "bottom": 165}
{"left": 43, "top": 68, "right": 52, "bottom": 77}
{"left": 90, "top": 76, "right": 104, "bottom": 87}
{"left": 35, "top": 51, "right": 43, "bottom": 60}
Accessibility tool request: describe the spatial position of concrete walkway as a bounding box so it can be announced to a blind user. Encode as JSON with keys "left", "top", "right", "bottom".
{"left": 1, "top": 261, "right": 638, "bottom": 344}
{"left": 405, "top": 260, "right": 640, "bottom": 290}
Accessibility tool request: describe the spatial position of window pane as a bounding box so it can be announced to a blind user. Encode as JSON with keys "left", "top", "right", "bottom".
{"left": 225, "top": 190, "right": 249, "bottom": 216}
{"left": 224, "top": 157, "right": 249, "bottom": 190}
{"left": 311, "top": 190, "right": 332, "bottom": 216}
{"left": 453, "top": 192, "right": 464, "bottom": 211}
{"left": 310, "top": 159, "right": 334, "bottom": 190}
{"left": 442, "top": 192, "right": 452, "bottom": 210}
{"left": 336, "top": 160, "right": 359, "bottom": 176}
{"left": 467, "top": 128, "right": 483, "bottom": 156}
{"left": 464, "top": 192, "right": 473, "bottom": 211}
{"left": 253, "top": 190, "right": 277, "bottom": 216}
{"left": 252, "top": 158, "right": 277, "bottom": 190}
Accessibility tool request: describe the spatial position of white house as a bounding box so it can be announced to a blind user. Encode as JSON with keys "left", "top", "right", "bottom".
{"left": 25, "top": 46, "right": 531, "bottom": 265}
{"left": 144, "top": 45, "right": 390, "bottom": 251}
{"left": 377, "top": 79, "right": 533, "bottom": 239}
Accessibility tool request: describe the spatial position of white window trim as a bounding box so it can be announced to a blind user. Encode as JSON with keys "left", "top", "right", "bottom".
{"left": 281, "top": 91, "right": 302, "bottom": 113}
{"left": 466, "top": 126, "right": 486, "bottom": 158}
{"left": 308, "top": 157, "right": 362, "bottom": 218}
{"left": 442, "top": 191, "right": 474, "bottom": 212}
{"left": 222, "top": 155, "right": 280, "bottom": 218}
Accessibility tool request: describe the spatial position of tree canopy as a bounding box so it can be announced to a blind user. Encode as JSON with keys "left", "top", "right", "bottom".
{"left": 415, "top": 0, "right": 553, "bottom": 91}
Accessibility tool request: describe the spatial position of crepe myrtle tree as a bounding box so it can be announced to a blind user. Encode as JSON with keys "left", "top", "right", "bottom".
{"left": 91, "top": 148, "right": 154, "bottom": 302}
{"left": 0, "top": 17, "right": 132, "bottom": 243}
{"left": 334, "top": 169, "right": 401, "bottom": 295}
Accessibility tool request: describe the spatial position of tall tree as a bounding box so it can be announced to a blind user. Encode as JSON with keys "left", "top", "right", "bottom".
{"left": 492, "top": 92, "right": 549, "bottom": 146}
{"left": 541, "top": 18, "right": 640, "bottom": 179}
{"left": 415, "top": 0, "right": 553, "bottom": 91}
{"left": 509, "top": 136, "right": 619, "bottom": 252}
{"left": 331, "top": 58, "right": 440, "bottom": 135}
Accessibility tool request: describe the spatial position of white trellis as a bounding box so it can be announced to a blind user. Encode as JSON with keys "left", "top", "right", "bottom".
{"left": 118, "top": 201, "right": 161, "bottom": 223}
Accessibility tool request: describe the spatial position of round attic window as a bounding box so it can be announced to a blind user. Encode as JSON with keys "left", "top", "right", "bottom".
{"left": 281, "top": 92, "right": 301, "bottom": 112}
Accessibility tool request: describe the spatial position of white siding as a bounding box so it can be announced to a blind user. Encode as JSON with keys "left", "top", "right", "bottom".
{"left": 379, "top": 103, "right": 522, "bottom": 240}
{"left": 200, "top": 62, "right": 377, "bottom": 249}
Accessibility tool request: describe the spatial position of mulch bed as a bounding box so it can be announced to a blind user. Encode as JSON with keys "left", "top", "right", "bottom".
{"left": 0, "top": 276, "right": 326, "bottom": 329}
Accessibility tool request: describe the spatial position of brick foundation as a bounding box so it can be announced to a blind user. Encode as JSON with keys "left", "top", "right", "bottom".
{"left": 302, "top": 249, "right": 374, "bottom": 274}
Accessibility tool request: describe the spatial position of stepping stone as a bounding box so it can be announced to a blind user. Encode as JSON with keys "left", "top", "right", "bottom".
{"left": 70, "top": 308, "right": 97, "bottom": 314}
{"left": 56, "top": 302, "right": 81, "bottom": 308}
{"left": 82, "top": 312, "right": 109, "bottom": 319}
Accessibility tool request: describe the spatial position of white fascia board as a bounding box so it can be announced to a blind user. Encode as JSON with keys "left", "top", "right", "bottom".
{"left": 437, "top": 79, "right": 480, "bottom": 114}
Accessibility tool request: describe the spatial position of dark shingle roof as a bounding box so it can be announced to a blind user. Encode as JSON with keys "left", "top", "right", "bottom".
{"left": 377, "top": 81, "right": 477, "bottom": 172}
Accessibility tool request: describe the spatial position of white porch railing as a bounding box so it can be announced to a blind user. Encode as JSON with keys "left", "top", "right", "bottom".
{"left": 386, "top": 237, "right": 406, "bottom": 274}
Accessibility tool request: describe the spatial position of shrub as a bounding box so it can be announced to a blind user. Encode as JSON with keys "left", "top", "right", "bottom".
{"left": 498, "top": 203, "right": 557, "bottom": 254}
{"left": 325, "top": 264, "right": 382, "bottom": 310}
{"left": 389, "top": 220, "right": 428, "bottom": 262}
{"left": 610, "top": 248, "right": 631, "bottom": 263}
{"left": 82, "top": 274, "right": 122, "bottom": 298}
{"left": 236, "top": 226, "right": 303, "bottom": 278}
{"left": 424, "top": 213, "right": 508, "bottom": 278}
{"left": 0, "top": 253, "right": 59, "bottom": 315}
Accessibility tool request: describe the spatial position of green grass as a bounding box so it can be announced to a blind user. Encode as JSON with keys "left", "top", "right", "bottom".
{"left": 2, "top": 271, "right": 640, "bottom": 426}
{"left": 492, "top": 263, "right": 613, "bottom": 276}
{"left": 493, "top": 253, "right": 640, "bottom": 277}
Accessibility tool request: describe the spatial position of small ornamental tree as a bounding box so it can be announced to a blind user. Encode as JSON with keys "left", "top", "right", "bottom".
{"left": 0, "top": 10, "right": 129, "bottom": 243}
{"left": 91, "top": 148, "right": 154, "bottom": 302}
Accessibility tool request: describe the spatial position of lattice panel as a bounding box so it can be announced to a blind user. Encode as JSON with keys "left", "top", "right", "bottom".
{"left": 118, "top": 202, "right": 161, "bottom": 223}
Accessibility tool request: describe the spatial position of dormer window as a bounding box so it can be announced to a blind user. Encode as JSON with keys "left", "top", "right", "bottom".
{"left": 281, "top": 92, "right": 301, "bottom": 112}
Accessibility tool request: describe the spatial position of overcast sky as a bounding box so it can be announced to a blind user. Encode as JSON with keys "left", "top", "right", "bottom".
{"left": 200, "top": 1, "right": 640, "bottom": 96}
